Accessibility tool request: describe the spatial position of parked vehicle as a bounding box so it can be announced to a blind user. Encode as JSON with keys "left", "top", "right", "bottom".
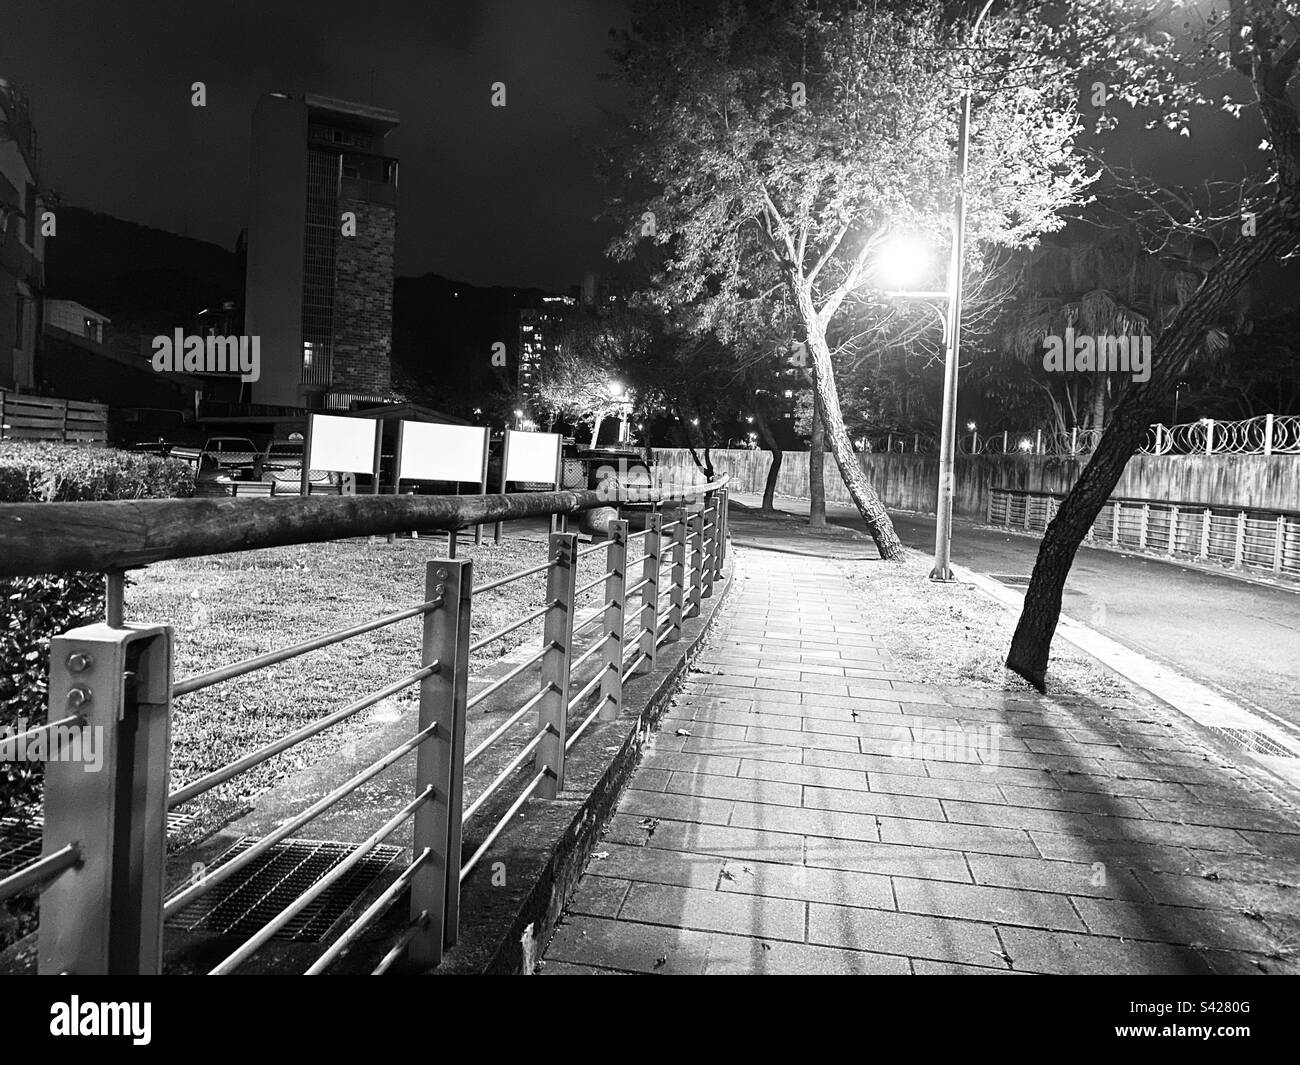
{"left": 170, "top": 437, "right": 260, "bottom": 479}
{"left": 252, "top": 439, "right": 304, "bottom": 480}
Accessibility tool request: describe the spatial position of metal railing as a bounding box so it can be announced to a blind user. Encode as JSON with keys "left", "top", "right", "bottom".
{"left": 859, "top": 414, "right": 1300, "bottom": 458}
{"left": 0, "top": 479, "right": 730, "bottom": 974}
{"left": 987, "top": 485, "right": 1300, "bottom": 580}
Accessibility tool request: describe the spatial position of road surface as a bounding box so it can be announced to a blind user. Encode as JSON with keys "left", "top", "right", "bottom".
{"left": 733, "top": 493, "right": 1300, "bottom": 735}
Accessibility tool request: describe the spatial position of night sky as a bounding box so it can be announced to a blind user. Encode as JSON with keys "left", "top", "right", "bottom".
{"left": 1, "top": 0, "right": 629, "bottom": 291}
{"left": 0, "top": 0, "right": 1275, "bottom": 292}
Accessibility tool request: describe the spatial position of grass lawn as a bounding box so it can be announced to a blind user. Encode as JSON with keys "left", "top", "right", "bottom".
{"left": 837, "top": 550, "right": 1142, "bottom": 702}
{"left": 124, "top": 533, "right": 574, "bottom": 828}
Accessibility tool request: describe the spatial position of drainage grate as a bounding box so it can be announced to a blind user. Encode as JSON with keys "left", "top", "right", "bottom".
{"left": 164, "top": 837, "right": 402, "bottom": 942}
{"left": 0, "top": 817, "right": 42, "bottom": 874}
{"left": 0, "top": 811, "right": 203, "bottom": 874}
{"left": 989, "top": 574, "right": 1032, "bottom": 586}
{"left": 1211, "top": 727, "right": 1299, "bottom": 759}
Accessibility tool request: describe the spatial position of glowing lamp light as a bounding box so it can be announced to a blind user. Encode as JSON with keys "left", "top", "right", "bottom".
{"left": 875, "top": 235, "right": 934, "bottom": 290}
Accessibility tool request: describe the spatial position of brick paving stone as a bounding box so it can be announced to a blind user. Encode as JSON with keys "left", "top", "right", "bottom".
{"left": 666, "top": 771, "right": 803, "bottom": 807}
{"left": 619, "top": 882, "right": 806, "bottom": 941}
{"left": 808, "top": 904, "right": 1002, "bottom": 967}
{"left": 702, "top": 934, "right": 910, "bottom": 975}
{"left": 587, "top": 843, "right": 725, "bottom": 891}
{"left": 892, "top": 877, "right": 1086, "bottom": 932}
{"left": 996, "top": 926, "right": 1217, "bottom": 975}
{"left": 541, "top": 542, "right": 1300, "bottom": 975}
{"left": 717, "top": 857, "right": 895, "bottom": 909}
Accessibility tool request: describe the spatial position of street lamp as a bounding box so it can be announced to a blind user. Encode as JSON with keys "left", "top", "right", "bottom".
{"left": 930, "top": 0, "right": 998, "bottom": 583}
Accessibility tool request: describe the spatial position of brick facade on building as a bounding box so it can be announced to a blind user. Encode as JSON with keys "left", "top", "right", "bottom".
{"left": 331, "top": 195, "right": 396, "bottom": 397}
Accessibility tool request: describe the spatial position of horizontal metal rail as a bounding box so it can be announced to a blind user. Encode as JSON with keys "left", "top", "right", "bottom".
{"left": 460, "top": 770, "right": 548, "bottom": 882}
{"left": 0, "top": 714, "right": 85, "bottom": 758}
{"left": 168, "top": 662, "right": 439, "bottom": 809}
{"left": 472, "top": 558, "right": 552, "bottom": 596}
{"left": 462, "top": 727, "right": 551, "bottom": 824}
{"left": 0, "top": 843, "right": 80, "bottom": 902}
{"left": 566, "top": 668, "right": 604, "bottom": 712}
{"left": 465, "top": 643, "right": 552, "bottom": 711}
{"left": 306, "top": 849, "right": 433, "bottom": 975}
{"left": 468, "top": 603, "right": 552, "bottom": 654}
{"left": 570, "top": 632, "right": 616, "bottom": 672}
{"left": 173, "top": 598, "right": 441, "bottom": 697}
{"left": 626, "top": 576, "right": 651, "bottom": 598}
{"left": 622, "top": 653, "right": 649, "bottom": 683}
{"left": 573, "top": 604, "right": 606, "bottom": 634}
{"left": 209, "top": 785, "right": 435, "bottom": 974}
{"left": 576, "top": 541, "right": 608, "bottom": 559}
{"left": 372, "top": 913, "right": 427, "bottom": 975}
{"left": 464, "top": 685, "right": 552, "bottom": 768}
{"left": 163, "top": 720, "right": 438, "bottom": 917}
{"left": 626, "top": 552, "right": 652, "bottom": 568}
{"left": 565, "top": 702, "right": 604, "bottom": 751}
{"left": 574, "top": 570, "right": 615, "bottom": 598}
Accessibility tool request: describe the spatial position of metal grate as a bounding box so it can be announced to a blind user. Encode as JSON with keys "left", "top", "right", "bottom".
{"left": 1211, "top": 727, "right": 1299, "bottom": 759}
{"left": 1, "top": 811, "right": 204, "bottom": 874}
{"left": 165, "top": 837, "right": 402, "bottom": 942}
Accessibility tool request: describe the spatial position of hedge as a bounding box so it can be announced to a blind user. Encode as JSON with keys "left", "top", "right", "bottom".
{"left": 1, "top": 442, "right": 195, "bottom": 812}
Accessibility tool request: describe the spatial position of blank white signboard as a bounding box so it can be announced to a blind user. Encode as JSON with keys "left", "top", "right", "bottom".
{"left": 399, "top": 422, "right": 488, "bottom": 482}
{"left": 308, "top": 415, "right": 379, "bottom": 473}
{"left": 504, "top": 430, "right": 561, "bottom": 484}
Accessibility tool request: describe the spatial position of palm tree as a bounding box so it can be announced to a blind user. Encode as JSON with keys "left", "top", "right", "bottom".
{"left": 999, "top": 229, "right": 1246, "bottom": 437}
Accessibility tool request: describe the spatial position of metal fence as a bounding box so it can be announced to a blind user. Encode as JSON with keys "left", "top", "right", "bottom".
{"left": 0, "top": 480, "right": 730, "bottom": 974}
{"left": 987, "top": 485, "right": 1300, "bottom": 580}
{"left": 861, "top": 414, "right": 1300, "bottom": 458}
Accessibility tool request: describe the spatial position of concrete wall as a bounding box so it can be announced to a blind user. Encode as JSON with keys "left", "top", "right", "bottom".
{"left": 652, "top": 448, "right": 1300, "bottom": 516}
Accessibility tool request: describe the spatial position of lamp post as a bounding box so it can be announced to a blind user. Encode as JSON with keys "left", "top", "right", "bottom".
{"left": 930, "top": 0, "right": 997, "bottom": 582}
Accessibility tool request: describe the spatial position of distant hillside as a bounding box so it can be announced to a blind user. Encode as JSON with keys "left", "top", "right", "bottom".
{"left": 43, "top": 206, "right": 244, "bottom": 320}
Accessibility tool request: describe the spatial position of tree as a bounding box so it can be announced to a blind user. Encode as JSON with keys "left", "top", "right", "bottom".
{"left": 606, "top": 0, "right": 1091, "bottom": 558}
{"left": 535, "top": 306, "right": 653, "bottom": 443}
{"left": 1006, "top": 0, "right": 1300, "bottom": 688}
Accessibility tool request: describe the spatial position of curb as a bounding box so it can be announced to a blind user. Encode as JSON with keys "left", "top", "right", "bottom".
{"left": 953, "top": 562, "right": 1300, "bottom": 793}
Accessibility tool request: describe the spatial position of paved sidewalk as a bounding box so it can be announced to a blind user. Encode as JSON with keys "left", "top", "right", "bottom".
{"left": 542, "top": 542, "right": 1300, "bottom": 975}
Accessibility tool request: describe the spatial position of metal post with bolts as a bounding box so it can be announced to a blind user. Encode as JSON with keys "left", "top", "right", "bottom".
{"left": 39, "top": 623, "right": 173, "bottom": 974}
{"left": 409, "top": 558, "right": 470, "bottom": 968}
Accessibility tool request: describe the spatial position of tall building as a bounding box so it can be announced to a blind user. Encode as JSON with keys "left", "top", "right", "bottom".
{"left": 244, "top": 92, "right": 399, "bottom": 409}
{"left": 517, "top": 294, "right": 575, "bottom": 415}
{"left": 0, "top": 77, "right": 44, "bottom": 392}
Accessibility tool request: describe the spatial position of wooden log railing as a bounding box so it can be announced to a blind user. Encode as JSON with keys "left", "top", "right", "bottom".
{"left": 0, "top": 486, "right": 721, "bottom": 577}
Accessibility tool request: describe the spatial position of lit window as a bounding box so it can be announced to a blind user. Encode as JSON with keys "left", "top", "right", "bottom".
{"left": 303, "top": 341, "right": 314, "bottom": 368}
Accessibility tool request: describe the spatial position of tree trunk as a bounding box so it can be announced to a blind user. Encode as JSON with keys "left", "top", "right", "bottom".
{"left": 809, "top": 390, "right": 827, "bottom": 527}
{"left": 803, "top": 317, "right": 902, "bottom": 558}
{"left": 1007, "top": 196, "right": 1300, "bottom": 690}
{"left": 751, "top": 405, "right": 782, "bottom": 511}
